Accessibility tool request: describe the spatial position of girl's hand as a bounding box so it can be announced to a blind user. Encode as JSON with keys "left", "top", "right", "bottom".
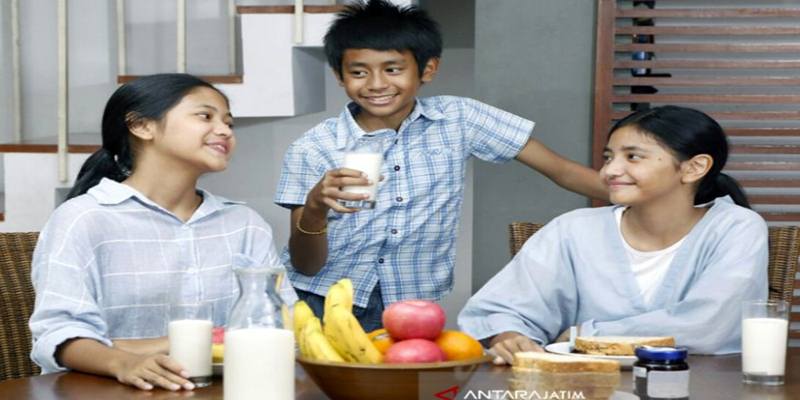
{"left": 306, "top": 168, "right": 372, "bottom": 214}
{"left": 489, "top": 331, "right": 543, "bottom": 365}
{"left": 111, "top": 353, "right": 195, "bottom": 391}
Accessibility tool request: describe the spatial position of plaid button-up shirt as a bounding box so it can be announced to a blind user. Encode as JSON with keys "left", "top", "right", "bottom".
{"left": 30, "top": 178, "right": 297, "bottom": 373}
{"left": 275, "top": 96, "right": 534, "bottom": 308}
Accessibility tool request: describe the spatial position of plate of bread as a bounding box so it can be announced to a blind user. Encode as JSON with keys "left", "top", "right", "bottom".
{"left": 544, "top": 336, "right": 675, "bottom": 368}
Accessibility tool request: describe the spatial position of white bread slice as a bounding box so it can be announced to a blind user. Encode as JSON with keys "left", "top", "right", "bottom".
{"left": 513, "top": 351, "right": 620, "bottom": 373}
{"left": 574, "top": 336, "right": 675, "bottom": 356}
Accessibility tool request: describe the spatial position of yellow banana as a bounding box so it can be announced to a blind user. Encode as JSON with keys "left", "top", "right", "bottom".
{"left": 323, "top": 306, "right": 382, "bottom": 364}
{"left": 324, "top": 279, "right": 353, "bottom": 322}
{"left": 307, "top": 329, "right": 344, "bottom": 362}
{"left": 293, "top": 300, "right": 315, "bottom": 339}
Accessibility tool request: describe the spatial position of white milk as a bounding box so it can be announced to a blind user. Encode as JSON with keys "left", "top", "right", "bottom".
{"left": 168, "top": 319, "right": 213, "bottom": 378}
{"left": 742, "top": 317, "right": 788, "bottom": 376}
{"left": 224, "top": 328, "right": 295, "bottom": 400}
{"left": 342, "top": 152, "right": 382, "bottom": 200}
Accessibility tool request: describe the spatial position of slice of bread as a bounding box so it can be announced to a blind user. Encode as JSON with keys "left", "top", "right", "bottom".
{"left": 513, "top": 351, "right": 620, "bottom": 373}
{"left": 574, "top": 336, "right": 675, "bottom": 356}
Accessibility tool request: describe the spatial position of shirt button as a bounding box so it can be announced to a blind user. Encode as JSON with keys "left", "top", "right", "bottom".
{"left": 390, "top": 229, "right": 398, "bottom": 234}
{"left": 396, "top": 196, "right": 403, "bottom": 203}
{"left": 394, "top": 165, "right": 401, "bottom": 171}
{"left": 378, "top": 258, "right": 385, "bottom": 264}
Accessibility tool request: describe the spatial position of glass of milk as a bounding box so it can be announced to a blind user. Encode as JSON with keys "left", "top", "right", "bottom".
{"left": 168, "top": 302, "right": 213, "bottom": 388}
{"left": 741, "top": 300, "right": 789, "bottom": 385}
{"left": 339, "top": 136, "right": 384, "bottom": 210}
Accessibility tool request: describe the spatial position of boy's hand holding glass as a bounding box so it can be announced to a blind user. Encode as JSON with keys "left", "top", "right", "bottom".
{"left": 306, "top": 167, "right": 374, "bottom": 215}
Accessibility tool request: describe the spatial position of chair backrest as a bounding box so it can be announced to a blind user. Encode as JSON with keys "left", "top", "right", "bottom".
{"left": 508, "top": 222, "right": 800, "bottom": 342}
{"left": 508, "top": 222, "right": 544, "bottom": 257}
{"left": 767, "top": 226, "right": 800, "bottom": 342}
{"left": 0, "top": 232, "right": 41, "bottom": 381}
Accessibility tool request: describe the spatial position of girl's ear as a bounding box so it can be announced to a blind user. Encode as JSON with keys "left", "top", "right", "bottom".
{"left": 126, "top": 113, "right": 155, "bottom": 141}
{"left": 681, "top": 154, "right": 713, "bottom": 184}
{"left": 420, "top": 57, "right": 440, "bottom": 84}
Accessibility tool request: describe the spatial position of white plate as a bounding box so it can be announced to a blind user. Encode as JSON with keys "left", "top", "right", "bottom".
{"left": 544, "top": 342, "right": 636, "bottom": 368}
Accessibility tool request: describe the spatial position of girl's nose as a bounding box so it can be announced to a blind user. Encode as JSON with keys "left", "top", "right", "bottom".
{"left": 216, "top": 121, "right": 233, "bottom": 137}
{"left": 601, "top": 157, "right": 623, "bottom": 178}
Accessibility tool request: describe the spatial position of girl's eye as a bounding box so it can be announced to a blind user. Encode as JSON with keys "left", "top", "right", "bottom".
{"left": 350, "top": 71, "right": 367, "bottom": 78}
{"left": 386, "top": 67, "right": 401, "bottom": 73}
{"left": 602, "top": 152, "right": 612, "bottom": 162}
{"left": 198, "top": 113, "right": 211, "bottom": 120}
{"left": 628, "top": 154, "right": 643, "bottom": 161}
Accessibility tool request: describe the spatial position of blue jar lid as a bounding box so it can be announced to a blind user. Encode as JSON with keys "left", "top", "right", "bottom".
{"left": 635, "top": 346, "right": 688, "bottom": 362}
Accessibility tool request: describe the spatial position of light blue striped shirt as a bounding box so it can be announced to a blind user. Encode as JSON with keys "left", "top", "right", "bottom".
{"left": 459, "top": 196, "right": 768, "bottom": 354}
{"left": 30, "top": 178, "right": 297, "bottom": 373}
{"left": 275, "top": 96, "right": 534, "bottom": 308}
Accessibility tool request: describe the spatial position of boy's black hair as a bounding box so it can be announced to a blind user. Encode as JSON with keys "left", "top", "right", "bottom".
{"left": 324, "top": 0, "right": 443, "bottom": 79}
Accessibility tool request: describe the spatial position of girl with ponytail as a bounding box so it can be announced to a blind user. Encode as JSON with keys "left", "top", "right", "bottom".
{"left": 30, "top": 74, "right": 296, "bottom": 390}
{"left": 461, "top": 105, "right": 768, "bottom": 364}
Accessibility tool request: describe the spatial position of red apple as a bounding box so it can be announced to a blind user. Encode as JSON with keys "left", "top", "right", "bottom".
{"left": 382, "top": 300, "right": 446, "bottom": 340}
{"left": 384, "top": 339, "right": 445, "bottom": 364}
{"left": 212, "top": 327, "right": 225, "bottom": 344}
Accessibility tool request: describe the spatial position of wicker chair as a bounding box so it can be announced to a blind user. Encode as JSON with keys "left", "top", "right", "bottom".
{"left": 0, "top": 232, "right": 41, "bottom": 381}
{"left": 508, "top": 222, "right": 544, "bottom": 257}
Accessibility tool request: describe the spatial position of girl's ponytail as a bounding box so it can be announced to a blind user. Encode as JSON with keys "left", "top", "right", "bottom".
{"left": 698, "top": 173, "right": 750, "bottom": 209}
{"left": 66, "top": 148, "right": 130, "bottom": 199}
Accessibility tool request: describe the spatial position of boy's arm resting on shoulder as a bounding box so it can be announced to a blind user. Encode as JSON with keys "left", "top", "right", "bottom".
{"left": 515, "top": 138, "right": 608, "bottom": 201}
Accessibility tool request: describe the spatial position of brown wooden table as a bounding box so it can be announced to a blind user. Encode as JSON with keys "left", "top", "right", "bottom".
{"left": 1, "top": 349, "right": 798, "bottom": 399}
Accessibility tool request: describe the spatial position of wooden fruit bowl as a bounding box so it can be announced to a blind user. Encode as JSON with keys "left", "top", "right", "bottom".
{"left": 297, "top": 355, "right": 493, "bottom": 400}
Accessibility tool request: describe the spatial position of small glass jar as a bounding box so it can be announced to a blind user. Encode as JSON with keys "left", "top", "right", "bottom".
{"left": 633, "top": 346, "right": 690, "bottom": 400}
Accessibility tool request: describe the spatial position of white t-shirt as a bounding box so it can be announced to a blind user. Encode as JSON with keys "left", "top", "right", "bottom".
{"left": 615, "top": 207, "right": 685, "bottom": 306}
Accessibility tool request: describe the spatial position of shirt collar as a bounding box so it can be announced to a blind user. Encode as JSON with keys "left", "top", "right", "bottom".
{"left": 88, "top": 178, "right": 244, "bottom": 222}
{"left": 335, "top": 98, "right": 445, "bottom": 149}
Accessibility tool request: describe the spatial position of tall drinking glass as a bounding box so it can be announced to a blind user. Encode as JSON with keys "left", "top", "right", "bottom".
{"left": 168, "top": 302, "right": 213, "bottom": 388}
{"left": 339, "top": 136, "right": 384, "bottom": 210}
{"left": 741, "top": 300, "right": 789, "bottom": 385}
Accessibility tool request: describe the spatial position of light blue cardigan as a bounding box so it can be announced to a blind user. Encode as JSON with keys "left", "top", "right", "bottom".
{"left": 458, "top": 196, "right": 768, "bottom": 354}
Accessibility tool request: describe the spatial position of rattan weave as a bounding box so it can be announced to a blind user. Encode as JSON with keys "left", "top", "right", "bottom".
{"left": 0, "top": 232, "right": 41, "bottom": 381}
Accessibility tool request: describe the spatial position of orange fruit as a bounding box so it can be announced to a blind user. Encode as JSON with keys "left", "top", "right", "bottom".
{"left": 367, "top": 328, "right": 395, "bottom": 354}
{"left": 434, "top": 330, "right": 484, "bottom": 361}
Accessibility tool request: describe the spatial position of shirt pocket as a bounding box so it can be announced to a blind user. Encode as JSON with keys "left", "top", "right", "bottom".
{"left": 407, "top": 148, "right": 463, "bottom": 197}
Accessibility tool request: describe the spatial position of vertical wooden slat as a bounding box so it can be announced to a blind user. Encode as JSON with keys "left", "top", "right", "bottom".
{"left": 294, "top": 0, "right": 304, "bottom": 44}
{"left": 57, "top": 0, "right": 68, "bottom": 183}
{"left": 11, "top": 0, "right": 21, "bottom": 142}
{"left": 116, "top": 0, "right": 126, "bottom": 75}
{"left": 176, "top": 0, "right": 186, "bottom": 73}
{"left": 227, "top": 0, "right": 235, "bottom": 74}
{"left": 591, "top": 0, "right": 616, "bottom": 207}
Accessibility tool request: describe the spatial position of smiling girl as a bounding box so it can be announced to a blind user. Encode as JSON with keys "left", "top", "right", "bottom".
{"left": 459, "top": 105, "right": 768, "bottom": 364}
{"left": 29, "top": 74, "right": 296, "bottom": 390}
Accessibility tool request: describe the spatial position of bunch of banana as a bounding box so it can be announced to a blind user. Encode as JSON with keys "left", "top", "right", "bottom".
{"left": 323, "top": 305, "right": 383, "bottom": 363}
{"left": 322, "top": 279, "right": 383, "bottom": 364}
{"left": 299, "top": 316, "right": 345, "bottom": 362}
{"left": 293, "top": 279, "right": 382, "bottom": 364}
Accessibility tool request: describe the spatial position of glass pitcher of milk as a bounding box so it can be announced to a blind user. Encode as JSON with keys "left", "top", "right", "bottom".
{"left": 340, "top": 135, "right": 385, "bottom": 210}
{"left": 224, "top": 258, "right": 294, "bottom": 400}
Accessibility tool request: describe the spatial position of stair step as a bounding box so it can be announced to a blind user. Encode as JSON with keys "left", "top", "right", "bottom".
{"left": 117, "top": 75, "right": 243, "bottom": 85}
{"left": 0, "top": 133, "right": 101, "bottom": 154}
{"left": 237, "top": 5, "right": 345, "bottom": 14}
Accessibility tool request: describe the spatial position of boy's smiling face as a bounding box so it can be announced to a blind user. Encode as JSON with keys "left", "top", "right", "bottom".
{"left": 337, "top": 48, "right": 438, "bottom": 132}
